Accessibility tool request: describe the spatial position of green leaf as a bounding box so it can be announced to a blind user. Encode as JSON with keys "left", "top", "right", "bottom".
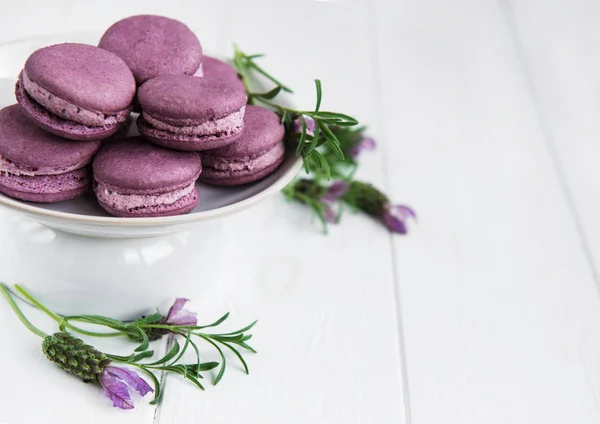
{"left": 213, "top": 320, "right": 258, "bottom": 336}
{"left": 182, "top": 361, "right": 219, "bottom": 377}
{"left": 131, "top": 312, "right": 162, "bottom": 325}
{"left": 194, "top": 312, "right": 230, "bottom": 330}
{"left": 310, "top": 111, "right": 358, "bottom": 125}
{"left": 309, "top": 150, "right": 331, "bottom": 179}
{"left": 146, "top": 339, "right": 180, "bottom": 365}
{"left": 307, "top": 124, "right": 321, "bottom": 154}
{"left": 296, "top": 117, "right": 307, "bottom": 156}
{"left": 237, "top": 342, "right": 257, "bottom": 353}
{"left": 142, "top": 369, "right": 162, "bottom": 406}
{"left": 319, "top": 123, "right": 345, "bottom": 160}
{"left": 254, "top": 86, "right": 282, "bottom": 100}
{"left": 314, "top": 79, "right": 322, "bottom": 112}
{"left": 185, "top": 373, "right": 205, "bottom": 391}
{"left": 210, "top": 334, "right": 245, "bottom": 343}
{"left": 169, "top": 330, "right": 192, "bottom": 366}
{"left": 221, "top": 342, "right": 250, "bottom": 374}
{"left": 199, "top": 335, "right": 227, "bottom": 385}
{"left": 160, "top": 364, "right": 188, "bottom": 375}
{"left": 131, "top": 350, "right": 155, "bottom": 362}
{"left": 188, "top": 336, "right": 202, "bottom": 378}
{"left": 135, "top": 330, "right": 150, "bottom": 352}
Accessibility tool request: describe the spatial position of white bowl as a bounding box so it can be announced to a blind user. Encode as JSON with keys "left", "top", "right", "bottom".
{"left": 0, "top": 33, "right": 302, "bottom": 238}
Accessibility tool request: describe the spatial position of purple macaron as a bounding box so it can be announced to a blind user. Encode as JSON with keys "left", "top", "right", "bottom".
{"left": 15, "top": 43, "right": 135, "bottom": 141}
{"left": 99, "top": 15, "right": 203, "bottom": 85}
{"left": 93, "top": 137, "right": 202, "bottom": 217}
{"left": 202, "top": 56, "right": 245, "bottom": 91}
{"left": 199, "top": 105, "right": 286, "bottom": 186}
{"left": 0, "top": 104, "right": 101, "bottom": 202}
{"left": 137, "top": 75, "right": 247, "bottom": 151}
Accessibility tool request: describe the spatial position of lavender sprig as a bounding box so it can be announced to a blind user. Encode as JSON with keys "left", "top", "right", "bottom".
{"left": 285, "top": 178, "right": 416, "bottom": 234}
{"left": 1, "top": 284, "right": 256, "bottom": 409}
{"left": 232, "top": 46, "right": 359, "bottom": 176}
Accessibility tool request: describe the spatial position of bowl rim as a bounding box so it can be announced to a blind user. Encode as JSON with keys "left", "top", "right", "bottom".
{"left": 0, "top": 32, "right": 303, "bottom": 228}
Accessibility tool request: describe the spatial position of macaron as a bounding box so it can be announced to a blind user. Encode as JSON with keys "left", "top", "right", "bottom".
{"left": 137, "top": 75, "right": 247, "bottom": 151}
{"left": 0, "top": 104, "right": 101, "bottom": 202}
{"left": 15, "top": 43, "right": 135, "bottom": 141}
{"left": 199, "top": 105, "right": 285, "bottom": 186}
{"left": 98, "top": 15, "right": 203, "bottom": 85}
{"left": 93, "top": 137, "right": 202, "bottom": 217}
{"left": 202, "top": 56, "right": 245, "bottom": 91}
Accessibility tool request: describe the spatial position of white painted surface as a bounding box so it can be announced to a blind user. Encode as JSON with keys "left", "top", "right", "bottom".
{"left": 0, "top": 0, "right": 599, "bottom": 423}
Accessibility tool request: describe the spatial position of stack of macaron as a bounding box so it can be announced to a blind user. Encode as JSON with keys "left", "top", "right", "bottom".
{"left": 0, "top": 14, "right": 287, "bottom": 218}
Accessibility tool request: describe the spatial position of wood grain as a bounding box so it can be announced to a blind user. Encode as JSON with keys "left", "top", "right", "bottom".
{"left": 376, "top": 0, "right": 600, "bottom": 422}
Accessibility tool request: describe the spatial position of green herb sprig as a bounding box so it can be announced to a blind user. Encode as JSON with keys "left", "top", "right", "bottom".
{"left": 232, "top": 46, "right": 359, "bottom": 176}
{"left": 1, "top": 283, "right": 256, "bottom": 407}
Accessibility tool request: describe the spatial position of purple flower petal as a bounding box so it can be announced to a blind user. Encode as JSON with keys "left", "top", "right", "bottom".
{"left": 321, "top": 181, "right": 349, "bottom": 203}
{"left": 382, "top": 204, "right": 416, "bottom": 234}
{"left": 105, "top": 366, "right": 154, "bottom": 397}
{"left": 323, "top": 204, "right": 338, "bottom": 224}
{"left": 350, "top": 137, "right": 377, "bottom": 159}
{"left": 99, "top": 370, "right": 134, "bottom": 410}
{"left": 292, "top": 116, "right": 316, "bottom": 137}
{"left": 166, "top": 298, "right": 198, "bottom": 326}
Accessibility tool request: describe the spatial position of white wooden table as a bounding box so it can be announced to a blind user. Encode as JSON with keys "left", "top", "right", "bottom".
{"left": 2, "top": 0, "right": 600, "bottom": 423}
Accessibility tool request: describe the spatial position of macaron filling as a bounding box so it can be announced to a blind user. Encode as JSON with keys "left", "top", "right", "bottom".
{"left": 0, "top": 168, "right": 89, "bottom": 195}
{"left": 21, "top": 71, "right": 130, "bottom": 127}
{"left": 202, "top": 142, "right": 285, "bottom": 175}
{"left": 0, "top": 154, "right": 91, "bottom": 177}
{"left": 95, "top": 181, "right": 196, "bottom": 211}
{"left": 142, "top": 106, "right": 245, "bottom": 137}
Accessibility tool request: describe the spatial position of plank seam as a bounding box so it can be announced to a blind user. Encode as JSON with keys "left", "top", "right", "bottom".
{"left": 368, "top": 1, "right": 412, "bottom": 423}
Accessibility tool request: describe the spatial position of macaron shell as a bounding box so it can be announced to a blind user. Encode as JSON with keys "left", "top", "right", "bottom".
{"left": 98, "top": 15, "right": 202, "bottom": 85}
{"left": 16, "top": 80, "right": 126, "bottom": 141}
{"left": 137, "top": 75, "right": 247, "bottom": 122}
{"left": 97, "top": 188, "right": 199, "bottom": 218}
{"left": 206, "top": 105, "right": 285, "bottom": 158}
{"left": 0, "top": 168, "right": 91, "bottom": 203}
{"left": 200, "top": 141, "right": 285, "bottom": 186}
{"left": 0, "top": 104, "right": 101, "bottom": 168}
{"left": 93, "top": 137, "right": 202, "bottom": 194}
{"left": 203, "top": 56, "right": 245, "bottom": 91}
{"left": 24, "top": 43, "right": 135, "bottom": 112}
{"left": 137, "top": 115, "right": 244, "bottom": 151}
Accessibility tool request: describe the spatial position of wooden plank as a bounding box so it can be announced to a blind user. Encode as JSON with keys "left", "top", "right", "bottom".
{"left": 504, "top": 0, "right": 600, "bottom": 284}
{"left": 375, "top": 0, "right": 600, "bottom": 422}
{"left": 155, "top": 0, "right": 407, "bottom": 423}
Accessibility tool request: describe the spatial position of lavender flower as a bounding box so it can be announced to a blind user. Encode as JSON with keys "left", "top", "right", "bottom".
{"left": 319, "top": 181, "right": 349, "bottom": 224}
{"left": 349, "top": 137, "right": 376, "bottom": 159}
{"left": 99, "top": 366, "right": 154, "bottom": 410}
{"left": 382, "top": 204, "right": 416, "bottom": 234}
{"left": 41, "top": 332, "right": 153, "bottom": 410}
{"left": 144, "top": 298, "right": 198, "bottom": 341}
{"left": 292, "top": 116, "right": 316, "bottom": 137}
{"left": 322, "top": 204, "right": 338, "bottom": 224}
{"left": 165, "top": 298, "right": 197, "bottom": 326}
{"left": 321, "top": 181, "right": 349, "bottom": 203}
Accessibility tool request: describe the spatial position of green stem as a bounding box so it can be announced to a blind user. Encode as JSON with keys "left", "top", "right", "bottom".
{"left": 0, "top": 284, "right": 47, "bottom": 338}
{"left": 14, "top": 284, "right": 61, "bottom": 322}
{"left": 14, "top": 285, "right": 121, "bottom": 338}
